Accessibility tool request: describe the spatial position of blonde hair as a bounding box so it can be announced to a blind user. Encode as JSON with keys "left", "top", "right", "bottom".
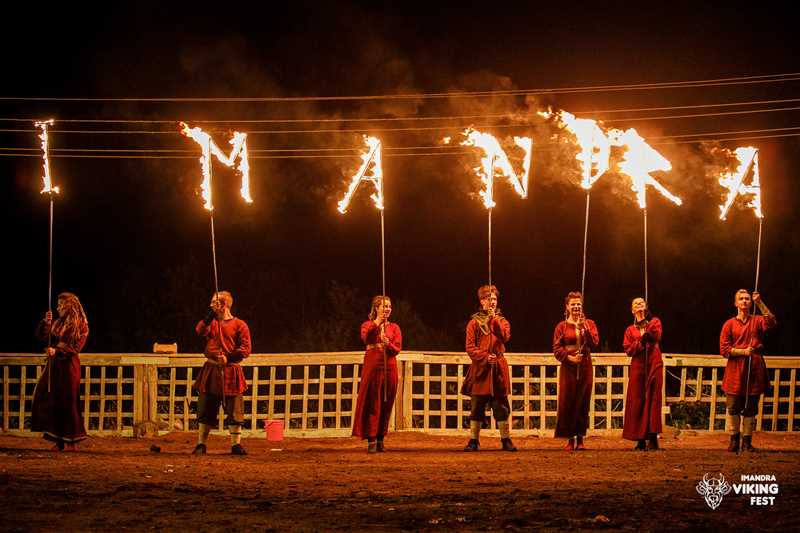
{"left": 368, "top": 296, "right": 390, "bottom": 320}
{"left": 215, "top": 291, "right": 234, "bottom": 308}
{"left": 55, "top": 292, "right": 88, "bottom": 340}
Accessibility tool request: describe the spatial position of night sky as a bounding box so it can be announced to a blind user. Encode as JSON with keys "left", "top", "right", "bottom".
{"left": 2, "top": 2, "right": 798, "bottom": 356}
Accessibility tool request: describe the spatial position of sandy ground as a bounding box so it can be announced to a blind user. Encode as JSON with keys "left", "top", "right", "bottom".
{"left": 1, "top": 430, "right": 799, "bottom": 532}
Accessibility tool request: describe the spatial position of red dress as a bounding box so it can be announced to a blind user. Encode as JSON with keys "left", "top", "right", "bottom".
{"left": 622, "top": 318, "right": 664, "bottom": 440}
{"left": 720, "top": 314, "right": 776, "bottom": 396}
{"left": 461, "top": 313, "right": 511, "bottom": 398}
{"left": 31, "top": 319, "right": 89, "bottom": 443}
{"left": 553, "top": 320, "right": 598, "bottom": 438}
{"left": 193, "top": 318, "right": 251, "bottom": 396}
{"left": 352, "top": 321, "right": 402, "bottom": 439}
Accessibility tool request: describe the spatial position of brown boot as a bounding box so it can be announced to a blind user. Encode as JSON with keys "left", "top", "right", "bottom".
{"left": 634, "top": 440, "right": 646, "bottom": 451}
{"left": 728, "top": 433, "right": 740, "bottom": 453}
{"left": 741, "top": 435, "right": 756, "bottom": 452}
{"left": 646, "top": 434, "right": 660, "bottom": 451}
{"left": 501, "top": 438, "right": 517, "bottom": 452}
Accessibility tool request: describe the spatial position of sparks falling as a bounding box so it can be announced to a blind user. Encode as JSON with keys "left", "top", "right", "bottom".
{"left": 180, "top": 122, "right": 253, "bottom": 211}
{"left": 719, "top": 147, "right": 762, "bottom": 220}
{"left": 458, "top": 128, "right": 533, "bottom": 208}
{"left": 35, "top": 119, "right": 59, "bottom": 195}
{"left": 542, "top": 110, "right": 611, "bottom": 190}
{"left": 609, "top": 128, "right": 682, "bottom": 208}
{"left": 337, "top": 136, "right": 384, "bottom": 214}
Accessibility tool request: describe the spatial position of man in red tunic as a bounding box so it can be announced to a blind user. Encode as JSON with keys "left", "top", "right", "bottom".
{"left": 192, "top": 291, "right": 252, "bottom": 455}
{"left": 720, "top": 289, "right": 776, "bottom": 452}
{"left": 622, "top": 298, "right": 664, "bottom": 451}
{"left": 461, "top": 285, "right": 516, "bottom": 452}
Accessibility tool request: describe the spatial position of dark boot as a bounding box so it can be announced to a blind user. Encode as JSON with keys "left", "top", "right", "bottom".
{"left": 376, "top": 439, "right": 385, "bottom": 452}
{"left": 191, "top": 443, "right": 207, "bottom": 455}
{"left": 728, "top": 433, "right": 740, "bottom": 453}
{"left": 575, "top": 436, "right": 586, "bottom": 451}
{"left": 741, "top": 435, "right": 756, "bottom": 452}
{"left": 231, "top": 444, "right": 248, "bottom": 455}
{"left": 501, "top": 438, "right": 517, "bottom": 452}
{"left": 646, "top": 434, "right": 660, "bottom": 451}
{"left": 634, "top": 440, "right": 647, "bottom": 451}
{"left": 367, "top": 440, "right": 378, "bottom": 454}
{"left": 463, "top": 439, "right": 479, "bottom": 452}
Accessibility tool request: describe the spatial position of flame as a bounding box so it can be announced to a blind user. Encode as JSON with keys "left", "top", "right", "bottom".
{"left": 35, "top": 119, "right": 59, "bottom": 195}
{"left": 459, "top": 128, "right": 533, "bottom": 209}
{"left": 719, "top": 147, "right": 762, "bottom": 220}
{"left": 544, "top": 110, "right": 611, "bottom": 190}
{"left": 180, "top": 122, "right": 253, "bottom": 211}
{"left": 609, "top": 128, "right": 682, "bottom": 209}
{"left": 337, "top": 136, "right": 384, "bottom": 214}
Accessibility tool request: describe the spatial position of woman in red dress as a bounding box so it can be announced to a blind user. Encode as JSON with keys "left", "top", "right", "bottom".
{"left": 352, "top": 296, "right": 402, "bottom": 453}
{"left": 31, "top": 292, "right": 89, "bottom": 451}
{"left": 553, "top": 291, "right": 598, "bottom": 451}
{"left": 622, "top": 297, "right": 664, "bottom": 451}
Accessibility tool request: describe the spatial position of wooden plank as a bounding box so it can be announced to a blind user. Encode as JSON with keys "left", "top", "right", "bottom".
{"left": 523, "top": 365, "right": 530, "bottom": 430}
{"left": 317, "top": 365, "right": 325, "bottom": 431}
{"left": 393, "top": 360, "right": 404, "bottom": 431}
{"left": 268, "top": 366, "right": 276, "bottom": 419}
{"left": 18, "top": 366, "right": 26, "bottom": 427}
{"left": 302, "top": 365, "right": 309, "bottom": 430}
{"left": 84, "top": 366, "right": 91, "bottom": 430}
{"left": 772, "top": 368, "right": 781, "bottom": 430}
{"left": 423, "top": 363, "right": 430, "bottom": 431}
{"left": 709, "top": 368, "right": 718, "bottom": 432}
{"left": 185, "top": 367, "right": 193, "bottom": 431}
{"left": 286, "top": 366, "right": 293, "bottom": 426}
{"left": 605, "top": 365, "right": 612, "bottom": 430}
{"left": 440, "top": 363, "right": 446, "bottom": 429}
{"left": 251, "top": 366, "right": 259, "bottom": 432}
{"left": 116, "top": 366, "right": 123, "bottom": 434}
{"left": 99, "top": 366, "right": 106, "bottom": 431}
{"left": 695, "top": 367, "right": 703, "bottom": 401}
{"left": 789, "top": 369, "right": 797, "bottom": 433}
{"left": 168, "top": 367, "right": 176, "bottom": 432}
{"left": 540, "top": 365, "right": 546, "bottom": 431}
{"left": 335, "top": 364, "right": 342, "bottom": 430}
{"left": 403, "top": 360, "right": 414, "bottom": 429}
{"left": 457, "top": 363, "right": 464, "bottom": 429}
{"left": 679, "top": 368, "right": 688, "bottom": 401}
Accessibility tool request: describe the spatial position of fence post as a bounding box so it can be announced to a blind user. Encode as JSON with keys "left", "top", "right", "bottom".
{"left": 133, "top": 363, "right": 159, "bottom": 437}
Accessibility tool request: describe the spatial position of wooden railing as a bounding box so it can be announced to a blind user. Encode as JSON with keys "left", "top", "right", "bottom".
{"left": 1, "top": 352, "right": 797, "bottom": 437}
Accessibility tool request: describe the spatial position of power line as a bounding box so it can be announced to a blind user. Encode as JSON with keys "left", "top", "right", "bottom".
{"left": 4, "top": 97, "right": 800, "bottom": 124}
{"left": 1, "top": 73, "right": 799, "bottom": 102}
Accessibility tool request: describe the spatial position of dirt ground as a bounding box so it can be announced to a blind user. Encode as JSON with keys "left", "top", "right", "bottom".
{"left": 1, "top": 429, "right": 798, "bottom": 532}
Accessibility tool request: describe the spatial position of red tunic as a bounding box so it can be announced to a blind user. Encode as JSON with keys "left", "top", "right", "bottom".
{"left": 193, "top": 317, "right": 251, "bottom": 396}
{"left": 461, "top": 313, "right": 511, "bottom": 398}
{"left": 553, "top": 319, "right": 598, "bottom": 438}
{"left": 352, "top": 321, "right": 402, "bottom": 439}
{"left": 31, "top": 319, "right": 89, "bottom": 443}
{"left": 720, "top": 313, "right": 776, "bottom": 396}
{"left": 622, "top": 318, "right": 664, "bottom": 440}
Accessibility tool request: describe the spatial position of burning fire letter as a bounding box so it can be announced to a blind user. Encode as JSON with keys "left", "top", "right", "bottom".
{"left": 543, "top": 110, "right": 611, "bottom": 190}
{"left": 180, "top": 122, "right": 253, "bottom": 211}
{"left": 609, "top": 128, "right": 682, "bottom": 208}
{"left": 35, "top": 119, "right": 59, "bottom": 195}
{"left": 719, "top": 147, "right": 762, "bottom": 220}
{"left": 459, "top": 128, "right": 533, "bottom": 208}
{"left": 337, "top": 136, "right": 384, "bottom": 213}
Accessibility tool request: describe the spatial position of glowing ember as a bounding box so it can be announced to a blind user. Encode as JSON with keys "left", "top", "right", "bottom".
{"left": 458, "top": 128, "right": 533, "bottom": 209}
{"left": 35, "top": 119, "right": 59, "bottom": 195}
{"left": 719, "top": 147, "right": 762, "bottom": 220}
{"left": 337, "top": 136, "right": 384, "bottom": 214}
{"left": 180, "top": 122, "right": 253, "bottom": 211}
{"left": 543, "top": 110, "right": 611, "bottom": 190}
{"left": 609, "top": 128, "right": 682, "bottom": 208}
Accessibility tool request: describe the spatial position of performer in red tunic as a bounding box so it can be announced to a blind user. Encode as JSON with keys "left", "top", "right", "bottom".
{"left": 622, "top": 297, "right": 664, "bottom": 451}
{"left": 192, "top": 291, "right": 252, "bottom": 455}
{"left": 553, "top": 291, "right": 598, "bottom": 451}
{"left": 352, "top": 296, "right": 402, "bottom": 453}
{"left": 31, "top": 292, "right": 89, "bottom": 451}
{"left": 720, "top": 289, "right": 776, "bottom": 452}
{"left": 461, "top": 285, "right": 516, "bottom": 452}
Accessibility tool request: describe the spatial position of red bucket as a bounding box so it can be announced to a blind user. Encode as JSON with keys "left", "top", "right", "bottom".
{"left": 265, "top": 419, "right": 284, "bottom": 441}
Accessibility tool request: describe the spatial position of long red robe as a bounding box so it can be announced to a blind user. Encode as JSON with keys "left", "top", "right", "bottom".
{"left": 193, "top": 317, "right": 251, "bottom": 396}
{"left": 553, "top": 319, "right": 598, "bottom": 438}
{"left": 31, "top": 319, "right": 89, "bottom": 443}
{"left": 352, "top": 321, "right": 402, "bottom": 439}
{"left": 461, "top": 313, "right": 511, "bottom": 398}
{"left": 622, "top": 318, "right": 664, "bottom": 440}
{"left": 720, "top": 313, "right": 776, "bottom": 396}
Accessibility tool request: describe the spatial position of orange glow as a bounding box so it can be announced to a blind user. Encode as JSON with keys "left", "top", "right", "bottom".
{"left": 458, "top": 128, "right": 532, "bottom": 209}
{"left": 609, "top": 128, "right": 682, "bottom": 208}
{"left": 35, "top": 119, "right": 59, "bottom": 195}
{"left": 180, "top": 122, "right": 253, "bottom": 211}
{"left": 719, "top": 147, "right": 762, "bottom": 220}
{"left": 337, "top": 136, "right": 383, "bottom": 214}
